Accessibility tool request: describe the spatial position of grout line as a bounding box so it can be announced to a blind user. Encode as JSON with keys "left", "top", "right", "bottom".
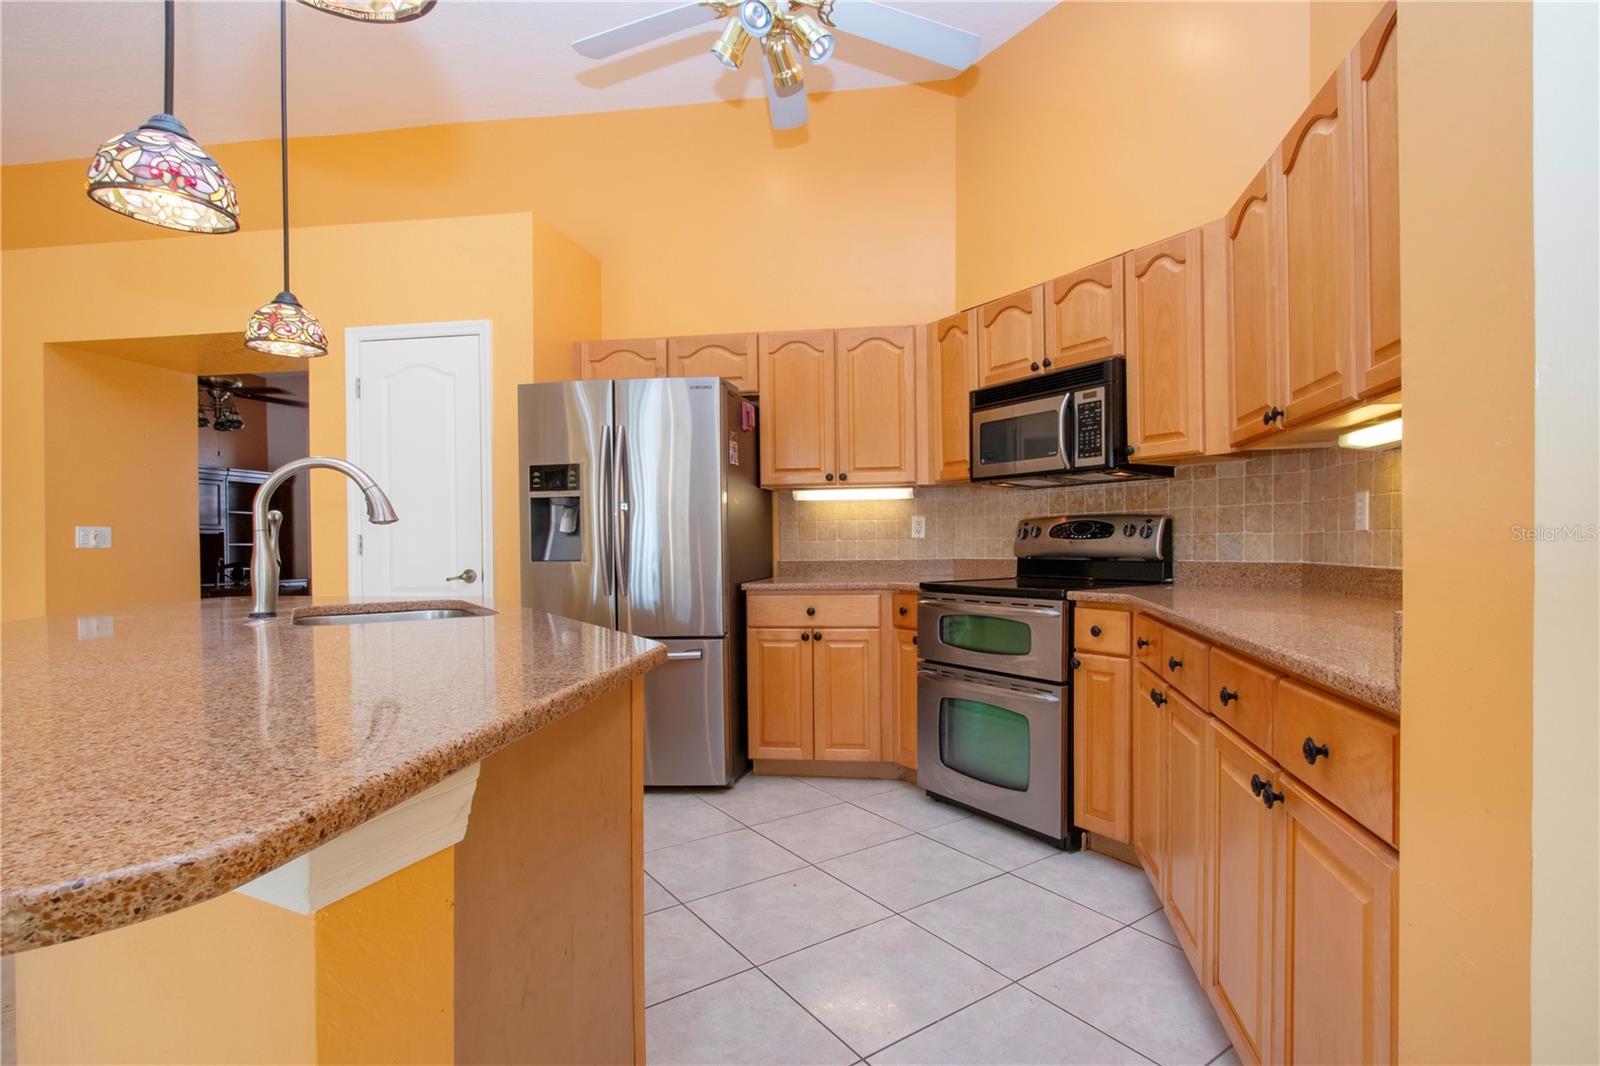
{"left": 643, "top": 822, "right": 746, "bottom": 855}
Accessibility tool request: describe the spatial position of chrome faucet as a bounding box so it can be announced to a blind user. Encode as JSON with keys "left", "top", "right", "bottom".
{"left": 250, "top": 456, "right": 398, "bottom": 618}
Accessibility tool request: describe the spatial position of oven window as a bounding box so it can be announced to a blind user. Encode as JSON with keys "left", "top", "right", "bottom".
{"left": 939, "top": 614, "right": 1033, "bottom": 656}
{"left": 939, "top": 698, "right": 1030, "bottom": 791}
{"left": 978, "top": 411, "right": 1060, "bottom": 466}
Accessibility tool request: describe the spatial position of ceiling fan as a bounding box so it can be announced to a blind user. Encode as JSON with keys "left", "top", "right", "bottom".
{"left": 198, "top": 376, "right": 307, "bottom": 432}
{"left": 572, "top": 1, "right": 982, "bottom": 130}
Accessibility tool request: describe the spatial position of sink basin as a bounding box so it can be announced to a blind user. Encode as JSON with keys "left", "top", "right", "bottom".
{"left": 293, "top": 608, "right": 477, "bottom": 627}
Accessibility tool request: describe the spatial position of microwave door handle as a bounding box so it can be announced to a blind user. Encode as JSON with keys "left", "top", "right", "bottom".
{"left": 1062, "top": 391, "right": 1076, "bottom": 471}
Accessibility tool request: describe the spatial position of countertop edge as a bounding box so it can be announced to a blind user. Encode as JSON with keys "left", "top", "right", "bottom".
{"left": 1069, "top": 590, "right": 1399, "bottom": 715}
{"left": 0, "top": 640, "right": 667, "bottom": 955}
{"left": 742, "top": 579, "right": 924, "bottom": 592}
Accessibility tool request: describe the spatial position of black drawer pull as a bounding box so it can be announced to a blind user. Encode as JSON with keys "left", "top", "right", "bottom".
{"left": 1136, "top": 637, "right": 1150, "bottom": 649}
{"left": 1149, "top": 689, "right": 1167, "bottom": 707}
{"left": 1302, "top": 737, "right": 1330, "bottom": 765}
{"left": 1261, "top": 783, "right": 1285, "bottom": 809}
{"left": 898, "top": 606, "right": 908, "bottom": 616}
{"left": 806, "top": 606, "right": 816, "bottom": 616}
{"left": 1090, "top": 624, "right": 1102, "bottom": 637}
{"left": 1219, "top": 686, "right": 1239, "bottom": 706}
{"left": 1168, "top": 656, "right": 1183, "bottom": 672}
{"left": 801, "top": 632, "right": 810, "bottom": 641}
{"left": 1250, "top": 773, "right": 1268, "bottom": 797}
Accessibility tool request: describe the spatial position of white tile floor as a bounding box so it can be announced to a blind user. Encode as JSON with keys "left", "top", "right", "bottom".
{"left": 644, "top": 774, "right": 1236, "bottom": 1066}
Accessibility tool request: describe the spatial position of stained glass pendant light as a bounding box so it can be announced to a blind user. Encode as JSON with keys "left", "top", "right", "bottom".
{"left": 296, "top": 0, "right": 435, "bottom": 24}
{"left": 85, "top": 0, "right": 239, "bottom": 233}
{"left": 245, "top": 0, "right": 327, "bottom": 359}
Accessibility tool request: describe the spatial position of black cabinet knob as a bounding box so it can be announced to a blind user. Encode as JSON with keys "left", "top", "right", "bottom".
{"left": 1250, "top": 773, "right": 1268, "bottom": 797}
{"left": 801, "top": 632, "right": 811, "bottom": 641}
{"left": 1090, "top": 625, "right": 1102, "bottom": 637}
{"left": 806, "top": 606, "right": 816, "bottom": 616}
{"left": 1136, "top": 637, "right": 1150, "bottom": 649}
{"left": 1071, "top": 657, "right": 1082, "bottom": 670}
{"left": 1149, "top": 689, "right": 1167, "bottom": 706}
{"left": 1030, "top": 361, "right": 1040, "bottom": 372}
{"left": 898, "top": 606, "right": 908, "bottom": 616}
{"left": 1219, "top": 686, "right": 1239, "bottom": 706}
{"left": 1124, "top": 444, "right": 1136, "bottom": 457}
{"left": 1302, "top": 737, "right": 1330, "bottom": 765}
{"left": 1168, "top": 656, "right": 1183, "bottom": 672}
{"left": 839, "top": 473, "right": 848, "bottom": 482}
{"left": 1261, "top": 783, "right": 1285, "bottom": 809}
{"left": 912, "top": 636, "right": 918, "bottom": 646}
{"left": 1262, "top": 405, "right": 1285, "bottom": 426}
{"left": 825, "top": 473, "right": 834, "bottom": 482}
{"left": 813, "top": 631, "right": 823, "bottom": 641}
{"left": 1042, "top": 358, "right": 1053, "bottom": 368}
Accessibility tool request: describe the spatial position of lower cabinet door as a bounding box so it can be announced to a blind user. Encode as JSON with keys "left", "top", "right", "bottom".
{"left": 747, "top": 628, "right": 814, "bottom": 760}
{"left": 1073, "top": 653, "right": 1132, "bottom": 842}
{"left": 893, "top": 628, "right": 919, "bottom": 769}
{"left": 1164, "top": 691, "right": 1210, "bottom": 972}
{"left": 813, "top": 628, "right": 883, "bottom": 762}
{"left": 1206, "top": 722, "right": 1277, "bottom": 1064}
{"left": 1275, "top": 775, "right": 1398, "bottom": 1065}
{"left": 1132, "top": 666, "right": 1168, "bottom": 889}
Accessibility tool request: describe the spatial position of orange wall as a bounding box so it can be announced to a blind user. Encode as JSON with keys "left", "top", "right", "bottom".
{"left": 1310, "top": 0, "right": 1388, "bottom": 93}
{"left": 1, "top": 85, "right": 958, "bottom": 338}
{"left": 953, "top": 1, "right": 1311, "bottom": 307}
{"left": 1397, "top": 2, "right": 1534, "bottom": 1061}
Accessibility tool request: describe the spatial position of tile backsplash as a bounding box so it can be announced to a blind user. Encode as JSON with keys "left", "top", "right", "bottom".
{"left": 777, "top": 447, "right": 1402, "bottom": 568}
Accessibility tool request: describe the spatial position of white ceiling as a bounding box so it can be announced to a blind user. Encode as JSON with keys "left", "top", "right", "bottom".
{"left": 0, "top": 1, "right": 1054, "bottom": 164}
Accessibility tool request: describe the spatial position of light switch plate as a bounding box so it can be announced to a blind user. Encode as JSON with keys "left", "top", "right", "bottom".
{"left": 911, "top": 516, "right": 926, "bottom": 539}
{"left": 1353, "top": 491, "right": 1370, "bottom": 532}
{"left": 75, "top": 525, "right": 112, "bottom": 549}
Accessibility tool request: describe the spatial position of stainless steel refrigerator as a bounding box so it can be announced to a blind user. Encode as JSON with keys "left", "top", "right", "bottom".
{"left": 518, "top": 377, "right": 771, "bottom": 786}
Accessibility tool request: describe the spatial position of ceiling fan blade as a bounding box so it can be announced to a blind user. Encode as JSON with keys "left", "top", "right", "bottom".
{"left": 572, "top": 3, "right": 719, "bottom": 60}
{"left": 826, "top": 1, "right": 981, "bottom": 72}
{"left": 764, "top": 62, "right": 809, "bottom": 130}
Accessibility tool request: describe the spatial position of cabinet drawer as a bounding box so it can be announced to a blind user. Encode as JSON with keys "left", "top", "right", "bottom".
{"left": 1075, "top": 607, "right": 1130, "bottom": 656}
{"left": 748, "top": 593, "right": 881, "bottom": 629}
{"left": 1160, "top": 625, "right": 1211, "bottom": 708}
{"left": 891, "top": 592, "right": 919, "bottom": 630}
{"left": 1134, "top": 613, "right": 1163, "bottom": 671}
{"left": 1209, "top": 647, "right": 1277, "bottom": 755}
{"left": 1274, "top": 679, "right": 1398, "bottom": 846}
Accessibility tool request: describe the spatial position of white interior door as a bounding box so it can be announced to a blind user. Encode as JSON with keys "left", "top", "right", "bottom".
{"left": 348, "top": 324, "right": 491, "bottom": 603}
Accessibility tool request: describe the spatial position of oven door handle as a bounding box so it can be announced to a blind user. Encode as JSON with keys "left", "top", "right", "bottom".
{"left": 917, "top": 670, "right": 1061, "bottom": 703}
{"left": 917, "top": 599, "right": 1061, "bottom": 618}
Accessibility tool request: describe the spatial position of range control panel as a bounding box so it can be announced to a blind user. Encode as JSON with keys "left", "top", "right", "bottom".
{"left": 1015, "top": 514, "right": 1168, "bottom": 560}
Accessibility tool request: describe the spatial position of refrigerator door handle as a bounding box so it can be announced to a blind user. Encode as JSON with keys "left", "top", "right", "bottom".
{"left": 616, "top": 423, "right": 633, "bottom": 591}
{"left": 600, "top": 424, "right": 615, "bottom": 596}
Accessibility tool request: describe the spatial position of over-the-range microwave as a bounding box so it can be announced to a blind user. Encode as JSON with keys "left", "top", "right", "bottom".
{"left": 969, "top": 356, "right": 1174, "bottom": 487}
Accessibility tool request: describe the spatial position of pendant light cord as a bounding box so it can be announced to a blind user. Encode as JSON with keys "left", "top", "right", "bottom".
{"left": 280, "top": 0, "right": 291, "bottom": 294}
{"left": 163, "top": 0, "right": 175, "bottom": 115}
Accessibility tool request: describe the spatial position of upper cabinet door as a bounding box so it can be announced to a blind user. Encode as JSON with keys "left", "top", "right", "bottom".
{"left": 1354, "top": 2, "right": 1401, "bottom": 398}
{"left": 1226, "top": 161, "right": 1287, "bottom": 449}
{"left": 758, "top": 330, "right": 836, "bottom": 487}
{"left": 1279, "top": 67, "right": 1360, "bottom": 425}
{"left": 1126, "top": 230, "right": 1207, "bottom": 460}
{"left": 577, "top": 338, "right": 667, "bottom": 380}
{"left": 667, "top": 333, "right": 759, "bottom": 393}
{"left": 976, "top": 285, "right": 1046, "bottom": 386}
{"left": 927, "top": 310, "right": 977, "bottom": 483}
{"left": 1044, "top": 258, "right": 1125, "bottom": 370}
{"left": 836, "top": 326, "right": 918, "bottom": 486}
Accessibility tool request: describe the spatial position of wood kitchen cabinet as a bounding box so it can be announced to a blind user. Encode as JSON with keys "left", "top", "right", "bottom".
{"left": 1125, "top": 229, "right": 1207, "bottom": 459}
{"left": 747, "top": 628, "right": 815, "bottom": 760}
{"left": 1225, "top": 161, "right": 1288, "bottom": 448}
{"left": 1164, "top": 690, "right": 1210, "bottom": 973}
{"left": 1132, "top": 664, "right": 1168, "bottom": 888}
{"left": 892, "top": 610, "right": 919, "bottom": 770}
{"left": 812, "top": 628, "right": 883, "bottom": 762}
{"left": 1205, "top": 721, "right": 1277, "bottom": 1065}
{"left": 1073, "top": 652, "right": 1131, "bottom": 843}
{"left": 835, "top": 326, "right": 919, "bottom": 486}
{"left": 926, "top": 310, "right": 978, "bottom": 483}
{"left": 758, "top": 330, "right": 836, "bottom": 487}
{"left": 667, "top": 333, "right": 759, "bottom": 393}
{"left": 577, "top": 338, "right": 667, "bottom": 380}
{"left": 1354, "top": 1, "right": 1401, "bottom": 398}
{"left": 976, "top": 285, "right": 1046, "bottom": 386}
{"left": 1044, "top": 257, "right": 1125, "bottom": 370}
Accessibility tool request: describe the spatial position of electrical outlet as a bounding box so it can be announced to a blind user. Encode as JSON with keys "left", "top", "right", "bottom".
{"left": 910, "top": 515, "right": 927, "bottom": 539}
{"left": 75, "top": 525, "right": 112, "bottom": 549}
{"left": 76, "top": 616, "right": 114, "bottom": 640}
{"left": 1354, "top": 491, "right": 1370, "bottom": 532}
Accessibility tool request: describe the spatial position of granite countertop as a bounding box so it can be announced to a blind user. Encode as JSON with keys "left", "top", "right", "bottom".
{"left": 1069, "top": 585, "right": 1401, "bottom": 715}
{"left": 0, "top": 597, "right": 665, "bottom": 954}
{"left": 744, "top": 575, "right": 926, "bottom": 591}
{"left": 743, "top": 560, "right": 1015, "bottom": 593}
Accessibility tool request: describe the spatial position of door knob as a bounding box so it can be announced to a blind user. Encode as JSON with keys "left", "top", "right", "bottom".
{"left": 447, "top": 568, "right": 478, "bottom": 584}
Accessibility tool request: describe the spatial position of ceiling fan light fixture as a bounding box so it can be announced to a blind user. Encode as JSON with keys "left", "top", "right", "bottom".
{"left": 295, "top": 0, "right": 436, "bottom": 23}
{"left": 711, "top": 19, "right": 753, "bottom": 69}
{"left": 763, "top": 32, "right": 805, "bottom": 95}
{"left": 788, "top": 12, "right": 834, "bottom": 62}
{"left": 246, "top": 292, "right": 329, "bottom": 359}
{"left": 737, "top": 0, "right": 774, "bottom": 37}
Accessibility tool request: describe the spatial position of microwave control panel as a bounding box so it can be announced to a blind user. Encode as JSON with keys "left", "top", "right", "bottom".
{"left": 1071, "top": 387, "right": 1108, "bottom": 469}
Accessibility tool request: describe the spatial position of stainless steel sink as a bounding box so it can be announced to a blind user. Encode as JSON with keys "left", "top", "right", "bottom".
{"left": 293, "top": 608, "right": 477, "bottom": 627}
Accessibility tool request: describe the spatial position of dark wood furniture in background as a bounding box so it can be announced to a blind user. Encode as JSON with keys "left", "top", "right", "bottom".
{"left": 199, "top": 466, "right": 309, "bottom": 598}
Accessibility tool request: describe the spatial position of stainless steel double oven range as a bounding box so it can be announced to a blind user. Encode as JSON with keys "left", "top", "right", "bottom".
{"left": 916, "top": 515, "right": 1172, "bottom": 849}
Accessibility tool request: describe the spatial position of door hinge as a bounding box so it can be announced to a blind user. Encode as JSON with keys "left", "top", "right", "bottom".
{"left": 356, "top": 534, "right": 363, "bottom": 555}
{"left": 354, "top": 377, "right": 362, "bottom": 399}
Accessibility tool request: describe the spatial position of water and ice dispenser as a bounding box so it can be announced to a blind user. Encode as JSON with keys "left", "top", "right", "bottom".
{"left": 528, "top": 463, "right": 582, "bottom": 562}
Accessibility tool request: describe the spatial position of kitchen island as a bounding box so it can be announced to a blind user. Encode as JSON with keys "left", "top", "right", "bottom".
{"left": 1, "top": 596, "right": 664, "bottom": 1064}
